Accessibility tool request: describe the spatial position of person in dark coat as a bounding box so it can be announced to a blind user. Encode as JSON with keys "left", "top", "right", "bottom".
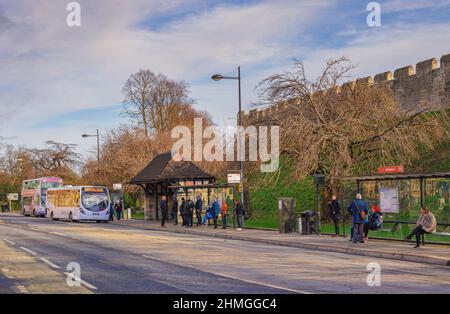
{"left": 195, "top": 194, "right": 203, "bottom": 226}
{"left": 109, "top": 202, "right": 115, "bottom": 221}
{"left": 172, "top": 196, "right": 179, "bottom": 225}
{"left": 327, "top": 194, "right": 341, "bottom": 236}
{"left": 160, "top": 196, "right": 168, "bottom": 227}
{"left": 180, "top": 197, "right": 186, "bottom": 226}
{"left": 114, "top": 200, "right": 122, "bottom": 221}
{"left": 347, "top": 193, "right": 368, "bottom": 243}
{"left": 234, "top": 200, "right": 245, "bottom": 230}
{"left": 185, "top": 196, "right": 194, "bottom": 227}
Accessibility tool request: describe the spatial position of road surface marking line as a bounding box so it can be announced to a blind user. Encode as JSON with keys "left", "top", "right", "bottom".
{"left": 40, "top": 257, "right": 60, "bottom": 269}
{"left": 50, "top": 232, "right": 65, "bottom": 236}
{"left": 141, "top": 254, "right": 312, "bottom": 295}
{"left": 1, "top": 268, "right": 14, "bottom": 279}
{"left": 211, "top": 270, "right": 313, "bottom": 295}
{"left": 4, "top": 239, "right": 15, "bottom": 245}
{"left": 15, "top": 285, "right": 29, "bottom": 294}
{"left": 64, "top": 272, "right": 97, "bottom": 290}
{"left": 19, "top": 247, "right": 37, "bottom": 256}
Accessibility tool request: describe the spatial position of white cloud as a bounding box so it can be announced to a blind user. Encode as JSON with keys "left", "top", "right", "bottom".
{"left": 0, "top": 0, "right": 331, "bottom": 151}
{"left": 0, "top": 0, "right": 449, "bottom": 157}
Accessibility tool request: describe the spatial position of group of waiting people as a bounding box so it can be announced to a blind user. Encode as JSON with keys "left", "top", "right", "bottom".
{"left": 108, "top": 200, "right": 123, "bottom": 221}
{"left": 329, "top": 193, "right": 437, "bottom": 248}
{"left": 159, "top": 194, "right": 245, "bottom": 230}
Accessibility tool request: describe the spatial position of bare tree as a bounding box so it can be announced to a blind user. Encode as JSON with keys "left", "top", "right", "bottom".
{"left": 257, "top": 58, "right": 449, "bottom": 186}
{"left": 28, "top": 141, "right": 81, "bottom": 174}
{"left": 122, "top": 70, "right": 193, "bottom": 137}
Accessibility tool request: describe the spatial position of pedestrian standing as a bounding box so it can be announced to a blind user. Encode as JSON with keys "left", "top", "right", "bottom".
{"left": 327, "top": 194, "right": 341, "bottom": 236}
{"left": 172, "top": 196, "right": 179, "bottom": 225}
{"left": 195, "top": 194, "right": 203, "bottom": 227}
{"left": 405, "top": 207, "right": 437, "bottom": 248}
{"left": 235, "top": 200, "right": 244, "bottom": 231}
{"left": 185, "top": 196, "right": 194, "bottom": 227}
{"left": 211, "top": 197, "right": 220, "bottom": 229}
{"left": 220, "top": 200, "right": 228, "bottom": 229}
{"left": 160, "top": 196, "right": 168, "bottom": 227}
{"left": 109, "top": 202, "right": 115, "bottom": 221}
{"left": 114, "top": 200, "right": 122, "bottom": 221}
{"left": 347, "top": 194, "right": 368, "bottom": 243}
{"left": 180, "top": 197, "right": 186, "bottom": 226}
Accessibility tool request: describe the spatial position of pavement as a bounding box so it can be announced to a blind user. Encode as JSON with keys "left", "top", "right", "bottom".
{"left": 111, "top": 218, "right": 450, "bottom": 267}
{"left": 1, "top": 212, "right": 449, "bottom": 294}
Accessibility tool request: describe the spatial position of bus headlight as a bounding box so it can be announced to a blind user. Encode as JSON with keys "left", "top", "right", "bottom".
{"left": 79, "top": 208, "right": 86, "bottom": 214}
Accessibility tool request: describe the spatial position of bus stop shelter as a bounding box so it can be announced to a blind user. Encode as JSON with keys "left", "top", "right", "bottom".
{"left": 129, "top": 152, "right": 216, "bottom": 220}
{"left": 335, "top": 171, "right": 450, "bottom": 242}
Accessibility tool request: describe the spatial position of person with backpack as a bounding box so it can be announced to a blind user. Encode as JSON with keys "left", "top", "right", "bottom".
{"left": 347, "top": 193, "right": 368, "bottom": 243}
{"left": 327, "top": 194, "right": 341, "bottom": 236}
{"left": 195, "top": 194, "right": 203, "bottom": 227}
{"left": 369, "top": 205, "right": 383, "bottom": 231}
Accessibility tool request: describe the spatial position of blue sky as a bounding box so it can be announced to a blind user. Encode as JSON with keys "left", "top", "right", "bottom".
{"left": 0, "top": 0, "right": 450, "bottom": 159}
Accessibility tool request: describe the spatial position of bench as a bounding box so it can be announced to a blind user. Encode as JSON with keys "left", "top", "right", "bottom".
{"left": 383, "top": 220, "right": 450, "bottom": 243}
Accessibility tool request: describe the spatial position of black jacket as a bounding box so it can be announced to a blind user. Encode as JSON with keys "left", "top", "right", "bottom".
{"left": 185, "top": 200, "right": 194, "bottom": 213}
{"left": 328, "top": 199, "right": 341, "bottom": 219}
{"left": 235, "top": 203, "right": 244, "bottom": 215}
{"left": 172, "top": 200, "right": 178, "bottom": 213}
{"left": 160, "top": 200, "right": 168, "bottom": 213}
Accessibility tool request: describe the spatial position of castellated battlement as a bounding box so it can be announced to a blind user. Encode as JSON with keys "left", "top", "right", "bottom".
{"left": 242, "top": 53, "right": 450, "bottom": 124}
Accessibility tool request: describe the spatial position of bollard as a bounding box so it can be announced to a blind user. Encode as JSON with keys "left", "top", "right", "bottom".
{"left": 127, "top": 208, "right": 131, "bottom": 220}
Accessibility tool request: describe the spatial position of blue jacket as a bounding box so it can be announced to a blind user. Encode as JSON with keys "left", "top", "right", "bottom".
{"left": 211, "top": 201, "right": 220, "bottom": 217}
{"left": 347, "top": 199, "right": 368, "bottom": 224}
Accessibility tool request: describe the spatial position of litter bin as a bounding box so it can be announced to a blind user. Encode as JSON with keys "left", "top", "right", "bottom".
{"left": 301, "top": 211, "right": 317, "bottom": 235}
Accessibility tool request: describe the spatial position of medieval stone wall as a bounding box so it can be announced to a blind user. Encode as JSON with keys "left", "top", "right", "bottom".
{"left": 242, "top": 53, "right": 450, "bottom": 124}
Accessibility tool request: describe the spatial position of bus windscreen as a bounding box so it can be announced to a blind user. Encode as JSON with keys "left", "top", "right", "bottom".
{"left": 81, "top": 188, "right": 109, "bottom": 212}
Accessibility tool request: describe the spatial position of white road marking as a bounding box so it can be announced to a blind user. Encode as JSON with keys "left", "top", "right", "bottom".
{"left": 40, "top": 257, "right": 60, "bottom": 269}
{"left": 1, "top": 268, "right": 14, "bottom": 279}
{"left": 50, "top": 232, "right": 65, "bottom": 236}
{"left": 141, "top": 254, "right": 312, "bottom": 294}
{"left": 19, "top": 247, "right": 37, "bottom": 256}
{"left": 211, "top": 270, "right": 313, "bottom": 294}
{"left": 15, "top": 285, "right": 29, "bottom": 294}
{"left": 4, "top": 239, "right": 15, "bottom": 245}
{"left": 64, "top": 272, "right": 97, "bottom": 290}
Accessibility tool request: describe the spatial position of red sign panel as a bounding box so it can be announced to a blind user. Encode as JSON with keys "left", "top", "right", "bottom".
{"left": 378, "top": 166, "right": 405, "bottom": 174}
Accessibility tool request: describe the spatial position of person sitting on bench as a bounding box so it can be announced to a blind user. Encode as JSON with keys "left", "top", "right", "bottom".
{"left": 405, "top": 207, "right": 436, "bottom": 248}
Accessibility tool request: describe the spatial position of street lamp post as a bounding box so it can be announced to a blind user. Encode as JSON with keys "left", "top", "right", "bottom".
{"left": 82, "top": 129, "right": 100, "bottom": 164}
{"left": 212, "top": 67, "right": 245, "bottom": 210}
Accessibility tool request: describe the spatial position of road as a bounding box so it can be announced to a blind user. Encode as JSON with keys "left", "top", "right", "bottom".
{"left": 0, "top": 213, "right": 449, "bottom": 294}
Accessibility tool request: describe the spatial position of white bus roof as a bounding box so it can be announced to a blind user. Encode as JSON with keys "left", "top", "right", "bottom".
{"left": 47, "top": 186, "right": 109, "bottom": 191}
{"left": 22, "top": 177, "right": 63, "bottom": 182}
